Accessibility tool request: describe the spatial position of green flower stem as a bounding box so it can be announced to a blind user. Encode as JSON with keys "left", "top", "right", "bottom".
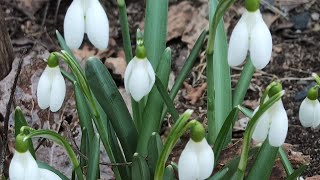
{"left": 259, "top": 81, "right": 278, "bottom": 106}
{"left": 206, "top": 52, "right": 216, "bottom": 145}
{"left": 117, "top": 0, "right": 132, "bottom": 64}
{"left": 279, "top": 147, "right": 294, "bottom": 175}
{"left": 232, "top": 59, "right": 255, "bottom": 107}
{"left": 154, "top": 110, "right": 195, "bottom": 180}
{"left": 22, "top": 127, "right": 84, "bottom": 180}
{"left": 312, "top": 73, "right": 320, "bottom": 85}
{"left": 237, "top": 91, "right": 284, "bottom": 178}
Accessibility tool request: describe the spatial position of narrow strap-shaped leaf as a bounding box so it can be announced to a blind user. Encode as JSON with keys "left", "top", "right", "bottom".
{"left": 232, "top": 58, "right": 255, "bottom": 106}
{"left": 147, "top": 132, "right": 164, "bottom": 178}
{"left": 163, "top": 165, "right": 175, "bottom": 180}
{"left": 207, "top": 168, "right": 229, "bottom": 180}
{"left": 213, "top": 107, "right": 239, "bottom": 161}
{"left": 238, "top": 105, "right": 254, "bottom": 118}
{"left": 14, "top": 107, "right": 35, "bottom": 158}
{"left": 85, "top": 57, "right": 138, "bottom": 160}
{"left": 155, "top": 75, "right": 179, "bottom": 121}
{"left": 208, "top": 0, "right": 232, "bottom": 145}
{"left": 80, "top": 128, "right": 88, "bottom": 169}
{"left": 55, "top": 31, "right": 80, "bottom": 67}
{"left": 279, "top": 147, "right": 294, "bottom": 175}
{"left": 137, "top": 48, "right": 172, "bottom": 155}
{"left": 144, "top": 0, "right": 168, "bottom": 69}
{"left": 87, "top": 133, "right": 100, "bottom": 180}
{"left": 132, "top": 153, "right": 151, "bottom": 180}
{"left": 37, "top": 161, "right": 69, "bottom": 180}
{"left": 286, "top": 165, "right": 307, "bottom": 180}
{"left": 117, "top": 0, "right": 132, "bottom": 63}
{"left": 247, "top": 141, "right": 279, "bottom": 180}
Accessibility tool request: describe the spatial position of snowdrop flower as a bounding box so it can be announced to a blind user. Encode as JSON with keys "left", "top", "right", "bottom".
{"left": 64, "top": 0, "right": 109, "bottom": 49}
{"left": 252, "top": 84, "right": 288, "bottom": 147}
{"left": 178, "top": 122, "right": 214, "bottom": 180}
{"left": 9, "top": 150, "right": 39, "bottom": 180}
{"left": 37, "top": 54, "right": 66, "bottom": 112}
{"left": 124, "top": 38, "right": 155, "bottom": 102}
{"left": 299, "top": 87, "right": 320, "bottom": 128}
{"left": 228, "top": 8, "right": 272, "bottom": 69}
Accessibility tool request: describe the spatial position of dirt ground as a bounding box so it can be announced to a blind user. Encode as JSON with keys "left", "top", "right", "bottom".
{"left": 0, "top": 0, "right": 319, "bottom": 179}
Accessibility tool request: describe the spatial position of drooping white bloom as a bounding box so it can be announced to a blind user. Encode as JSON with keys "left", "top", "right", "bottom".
{"left": 39, "top": 168, "right": 62, "bottom": 180}
{"left": 178, "top": 138, "right": 214, "bottom": 180}
{"left": 64, "top": 0, "right": 109, "bottom": 49}
{"left": 228, "top": 9, "right": 272, "bottom": 70}
{"left": 124, "top": 57, "right": 155, "bottom": 101}
{"left": 9, "top": 150, "right": 40, "bottom": 180}
{"left": 252, "top": 98, "right": 288, "bottom": 147}
{"left": 299, "top": 97, "right": 320, "bottom": 128}
{"left": 37, "top": 66, "right": 66, "bottom": 112}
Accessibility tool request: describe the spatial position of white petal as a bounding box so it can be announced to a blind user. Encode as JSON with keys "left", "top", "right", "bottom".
{"left": 124, "top": 58, "right": 136, "bottom": 94}
{"left": 195, "top": 139, "right": 214, "bottom": 180}
{"left": 252, "top": 107, "right": 270, "bottom": 143}
{"left": 299, "top": 98, "right": 320, "bottom": 127}
{"left": 312, "top": 102, "right": 320, "bottom": 128}
{"left": 249, "top": 20, "right": 272, "bottom": 69}
{"left": 178, "top": 140, "right": 199, "bottom": 180}
{"left": 228, "top": 19, "right": 249, "bottom": 67}
{"left": 39, "top": 168, "right": 62, "bottom": 180}
{"left": 37, "top": 66, "right": 53, "bottom": 110}
{"left": 268, "top": 108, "right": 288, "bottom": 147}
{"left": 64, "top": 0, "right": 85, "bottom": 49}
{"left": 49, "top": 67, "right": 66, "bottom": 112}
{"left": 144, "top": 58, "right": 155, "bottom": 93}
{"left": 10, "top": 151, "right": 39, "bottom": 180}
{"left": 127, "top": 59, "right": 153, "bottom": 101}
{"left": 85, "top": 0, "right": 109, "bottom": 49}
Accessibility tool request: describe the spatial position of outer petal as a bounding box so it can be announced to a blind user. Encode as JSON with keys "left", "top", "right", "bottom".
{"left": 124, "top": 58, "right": 136, "bottom": 93}
{"left": 195, "top": 139, "right": 214, "bottom": 180}
{"left": 64, "top": 0, "right": 85, "bottom": 49}
{"left": 127, "top": 59, "right": 153, "bottom": 101}
{"left": 9, "top": 151, "right": 39, "bottom": 180}
{"left": 269, "top": 108, "right": 288, "bottom": 147}
{"left": 228, "top": 19, "right": 249, "bottom": 67}
{"left": 37, "top": 66, "right": 53, "bottom": 110}
{"left": 312, "top": 102, "right": 320, "bottom": 128}
{"left": 144, "top": 58, "right": 155, "bottom": 93}
{"left": 49, "top": 67, "right": 66, "bottom": 112}
{"left": 178, "top": 140, "right": 199, "bottom": 180}
{"left": 252, "top": 106, "right": 270, "bottom": 143}
{"left": 85, "top": 0, "right": 109, "bottom": 49}
{"left": 249, "top": 20, "right": 272, "bottom": 69}
{"left": 299, "top": 98, "right": 319, "bottom": 127}
{"left": 39, "top": 168, "right": 62, "bottom": 180}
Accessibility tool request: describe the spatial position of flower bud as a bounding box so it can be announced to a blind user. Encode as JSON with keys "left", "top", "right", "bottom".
{"left": 299, "top": 87, "right": 320, "bottom": 128}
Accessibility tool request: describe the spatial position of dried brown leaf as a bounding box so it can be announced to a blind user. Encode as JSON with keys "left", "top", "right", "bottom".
{"left": 183, "top": 82, "right": 207, "bottom": 105}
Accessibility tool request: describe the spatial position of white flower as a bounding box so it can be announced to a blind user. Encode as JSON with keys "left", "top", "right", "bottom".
{"left": 37, "top": 65, "right": 66, "bottom": 112}
{"left": 228, "top": 9, "right": 272, "bottom": 70}
{"left": 299, "top": 97, "right": 320, "bottom": 128}
{"left": 9, "top": 150, "right": 39, "bottom": 180}
{"left": 39, "top": 168, "right": 62, "bottom": 180}
{"left": 64, "top": 0, "right": 109, "bottom": 49}
{"left": 124, "top": 57, "right": 155, "bottom": 101}
{"left": 252, "top": 98, "right": 288, "bottom": 147}
{"left": 178, "top": 138, "right": 214, "bottom": 180}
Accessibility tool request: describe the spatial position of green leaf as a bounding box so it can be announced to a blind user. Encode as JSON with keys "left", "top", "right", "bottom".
{"left": 238, "top": 105, "right": 254, "bottom": 118}
{"left": 132, "top": 153, "right": 151, "bottom": 180}
{"left": 37, "top": 161, "right": 69, "bottom": 180}
{"left": 144, "top": 0, "right": 168, "bottom": 69}
{"left": 14, "top": 107, "right": 35, "bottom": 158}
{"left": 279, "top": 147, "right": 294, "bottom": 175}
{"left": 87, "top": 133, "right": 100, "bottom": 180}
{"left": 137, "top": 48, "right": 171, "bottom": 155}
{"left": 117, "top": 0, "right": 132, "bottom": 63}
{"left": 155, "top": 75, "right": 179, "bottom": 122}
{"left": 56, "top": 31, "right": 79, "bottom": 66}
{"left": 207, "top": 0, "right": 232, "bottom": 145}
{"left": 80, "top": 128, "right": 88, "bottom": 169}
{"left": 286, "top": 165, "right": 307, "bottom": 180}
{"left": 147, "top": 132, "right": 164, "bottom": 177}
{"left": 232, "top": 58, "right": 255, "bottom": 106}
{"left": 163, "top": 165, "right": 175, "bottom": 180}
{"left": 207, "top": 168, "right": 229, "bottom": 180}
{"left": 247, "top": 141, "right": 279, "bottom": 180}
{"left": 85, "top": 57, "right": 138, "bottom": 160}
{"left": 213, "top": 107, "right": 239, "bottom": 161}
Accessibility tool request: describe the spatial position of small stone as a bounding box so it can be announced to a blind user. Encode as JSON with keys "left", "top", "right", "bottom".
{"left": 311, "top": 12, "right": 320, "bottom": 21}
{"left": 291, "top": 12, "right": 310, "bottom": 30}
